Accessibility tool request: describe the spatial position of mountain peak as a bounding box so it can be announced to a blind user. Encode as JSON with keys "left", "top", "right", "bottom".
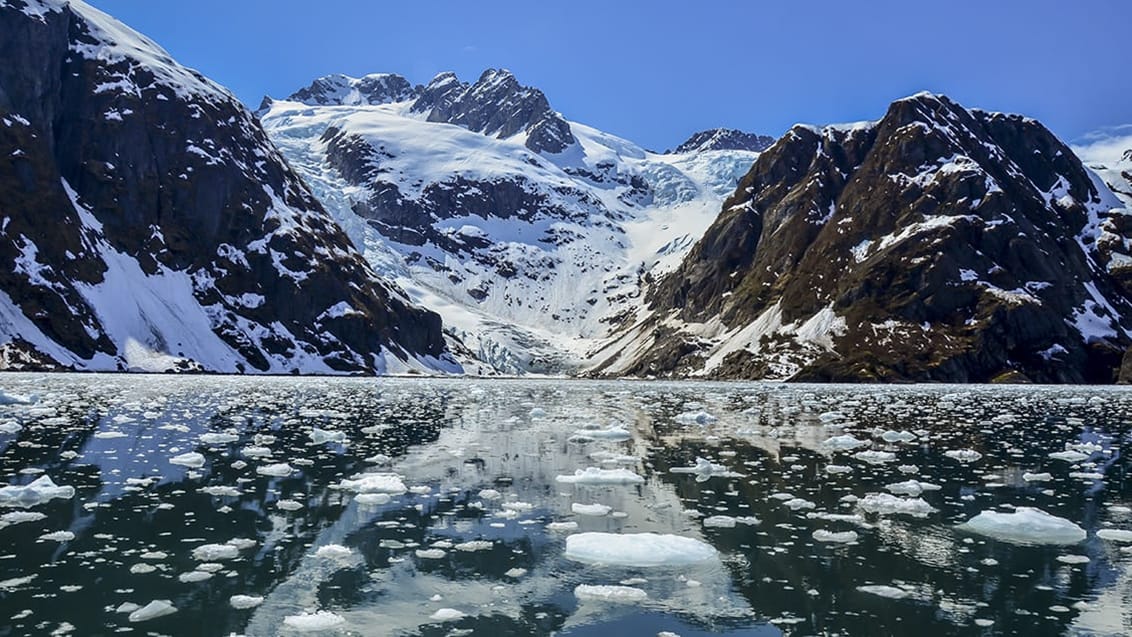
{"left": 1123, "top": 148, "right": 1132, "bottom": 163}
{"left": 287, "top": 72, "right": 414, "bottom": 106}
{"left": 673, "top": 128, "right": 775, "bottom": 154}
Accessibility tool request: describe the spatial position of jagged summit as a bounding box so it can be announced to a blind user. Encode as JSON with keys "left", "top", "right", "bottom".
{"left": 673, "top": 128, "right": 775, "bottom": 154}
{"left": 286, "top": 72, "right": 415, "bottom": 107}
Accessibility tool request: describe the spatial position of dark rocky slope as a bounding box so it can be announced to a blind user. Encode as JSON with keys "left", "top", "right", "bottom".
{"left": 673, "top": 128, "right": 776, "bottom": 154}
{"left": 595, "top": 93, "right": 1132, "bottom": 383}
{"left": 0, "top": 0, "right": 452, "bottom": 373}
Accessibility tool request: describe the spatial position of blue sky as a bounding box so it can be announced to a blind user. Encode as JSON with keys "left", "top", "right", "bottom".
{"left": 88, "top": 0, "right": 1131, "bottom": 150}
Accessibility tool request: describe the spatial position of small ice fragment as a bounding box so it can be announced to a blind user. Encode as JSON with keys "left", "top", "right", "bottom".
{"left": 574, "top": 584, "right": 647, "bottom": 602}
{"left": 546, "top": 521, "right": 578, "bottom": 532}
{"left": 229, "top": 595, "right": 263, "bottom": 609}
{"left": 675, "top": 410, "right": 717, "bottom": 425}
{"left": 169, "top": 452, "right": 205, "bottom": 468}
{"left": 38, "top": 530, "right": 75, "bottom": 542}
{"left": 880, "top": 430, "right": 917, "bottom": 443}
{"left": 256, "top": 463, "right": 294, "bottom": 477}
{"left": 572, "top": 503, "right": 612, "bottom": 516}
{"left": 416, "top": 548, "right": 446, "bottom": 559}
{"left": 429, "top": 608, "right": 464, "bottom": 621}
{"left": 813, "top": 529, "right": 858, "bottom": 543}
{"left": 857, "top": 585, "right": 909, "bottom": 599}
{"left": 958, "top": 507, "right": 1086, "bottom": 545}
{"left": 337, "top": 473, "right": 406, "bottom": 494}
{"left": 314, "top": 544, "right": 352, "bottom": 560}
{"left": 858, "top": 493, "right": 935, "bottom": 518}
{"left": 1049, "top": 450, "right": 1090, "bottom": 463}
{"left": 128, "top": 600, "right": 177, "bottom": 622}
{"left": 556, "top": 467, "right": 644, "bottom": 485}
{"left": 310, "top": 427, "right": 346, "bottom": 445}
{"left": 504, "top": 567, "right": 526, "bottom": 578}
{"left": 1096, "top": 529, "right": 1132, "bottom": 543}
{"left": 283, "top": 610, "right": 346, "bottom": 632}
{"left": 453, "top": 540, "right": 493, "bottom": 552}
{"left": 564, "top": 532, "right": 716, "bottom": 566}
{"left": 944, "top": 449, "right": 982, "bottom": 463}
{"left": 703, "top": 515, "right": 737, "bottom": 528}
{"left": 853, "top": 450, "right": 896, "bottom": 465}
{"left": 354, "top": 493, "right": 392, "bottom": 506}
{"left": 825, "top": 465, "right": 852, "bottom": 475}
{"left": 191, "top": 544, "right": 239, "bottom": 561}
{"left": 1056, "top": 554, "right": 1090, "bottom": 564}
{"left": 178, "top": 571, "right": 213, "bottom": 583}
{"left": 199, "top": 432, "right": 238, "bottom": 445}
{"left": 885, "top": 480, "right": 941, "bottom": 497}
{"left": 822, "top": 434, "right": 868, "bottom": 451}
{"left": 1022, "top": 472, "right": 1053, "bottom": 482}
{"left": 276, "top": 499, "right": 303, "bottom": 511}
{"left": 199, "top": 486, "right": 241, "bottom": 497}
{"left": 478, "top": 489, "right": 502, "bottom": 500}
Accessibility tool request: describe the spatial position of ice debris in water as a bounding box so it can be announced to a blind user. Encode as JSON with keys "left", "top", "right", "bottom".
{"left": 38, "top": 530, "right": 75, "bottom": 542}
{"left": 670, "top": 457, "right": 739, "bottom": 481}
{"left": 1096, "top": 529, "right": 1132, "bottom": 542}
{"left": 314, "top": 544, "right": 353, "bottom": 560}
{"left": 574, "top": 584, "right": 648, "bottom": 602}
{"left": 885, "top": 480, "right": 941, "bottom": 497}
{"left": 556, "top": 467, "right": 644, "bottom": 485}
{"left": 229, "top": 595, "right": 263, "bottom": 609}
{"left": 565, "top": 532, "right": 717, "bottom": 566}
{"left": 310, "top": 427, "right": 346, "bottom": 445}
{"left": 283, "top": 610, "right": 346, "bottom": 632}
{"left": 944, "top": 449, "right": 983, "bottom": 463}
{"left": 169, "top": 452, "right": 206, "bottom": 468}
{"left": 429, "top": 608, "right": 465, "bottom": 621}
{"left": 337, "top": 473, "right": 407, "bottom": 494}
{"left": 256, "top": 463, "right": 294, "bottom": 477}
{"left": 0, "top": 476, "right": 75, "bottom": 508}
{"left": 822, "top": 434, "right": 869, "bottom": 451}
{"left": 0, "top": 421, "right": 22, "bottom": 435}
{"left": 675, "top": 410, "right": 717, "bottom": 425}
{"left": 879, "top": 430, "right": 917, "bottom": 443}
{"left": 199, "top": 432, "right": 238, "bottom": 445}
{"left": 813, "top": 529, "right": 859, "bottom": 543}
{"left": 1049, "top": 450, "right": 1090, "bottom": 463}
{"left": 958, "top": 507, "right": 1086, "bottom": 545}
{"left": 573, "top": 425, "right": 631, "bottom": 440}
{"left": 857, "top": 585, "right": 911, "bottom": 600}
{"left": 571, "top": 502, "right": 612, "bottom": 516}
{"left": 853, "top": 450, "right": 896, "bottom": 465}
{"left": 858, "top": 493, "right": 936, "bottom": 518}
{"left": 0, "top": 391, "right": 37, "bottom": 405}
{"left": 128, "top": 600, "right": 177, "bottom": 622}
{"left": 0, "top": 511, "right": 46, "bottom": 527}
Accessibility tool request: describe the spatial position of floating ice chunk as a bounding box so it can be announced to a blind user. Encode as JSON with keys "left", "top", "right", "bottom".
{"left": 857, "top": 585, "right": 909, "bottom": 599}
{"left": 853, "top": 450, "right": 896, "bottom": 465}
{"left": 1022, "top": 472, "right": 1053, "bottom": 482}
{"left": 276, "top": 499, "right": 303, "bottom": 511}
{"left": 310, "top": 427, "right": 346, "bottom": 445}
{"left": 256, "top": 463, "right": 293, "bottom": 478}
{"left": 191, "top": 543, "right": 239, "bottom": 561}
{"left": 574, "top": 584, "right": 647, "bottom": 602}
{"left": 783, "top": 498, "right": 816, "bottom": 511}
{"left": 556, "top": 467, "right": 644, "bottom": 485}
{"left": 1097, "top": 529, "right": 1132, "bottom": 542}
{"left": 504, "top": 567, "right": 527, "bottom": 578}
{"left": 546, "top": 521, "right": 578, "bottom": 532}
{"left": 178, "top": 570, "right": 213, "bottom": 583}
{"left": 116, "top": 602, "right": 141, "bottom": 614}
{"left": 1056, "top": 554, "right": 1090, "bottom": 564}
{"left": 885, "top": 480, "right": 941, "bottom": 497}
{"left": 575, "top": 426, "right": 631, "bottom": 441}
{"left": 572, "top": 503, "right": 612, "bottom": 516}
{"left": 958, "top": 507, "right": 1086, "bottom": 545}
{"left": 364, "top": 453, "right": 390, "bottom": 465}
{"left": 478, "top": 489, "right": 502, "bottom": 500}
{"left": 230, "top": 595, "right": 263, "bottom": 609}
{"left": 529, "top": 407, "right": 546, "bottom": 418}
{"left": 199, "top": 486, "right": 241, "bottom": 497}
{"left": 825, "top": 464, "right": 853, "bottom": 475}
{"left": 241, "top": 446, "right": 272, "bottom": 458}
{"left": 880, "top": 430, "right": 917, "bottom": 443}
{"left": 0, "top": 476, "right": 75, "bottom": 508}
{"left": 429, "top": 608, "right": 464, "bottom": 621}
{"left": 94, "top": 430, "right": 128, "bottom": 439}
{"left": 315, "top": 544, "right": 352, "bottom": 560}
{"left": 671, "top": 457, "right": 739, "bottom": 481}
{"left": 0, "top": 511, "right": 46, "bottom": 527}
{"left": 703, "top": 515, "right": 737, "bottom": 528}
{"left": 416, "top": 548, "right": 446, "bottom": 559}
{"left": 200, "top": 432, "right": 239, "bottom": 445}
{"left": 453, "top": 540, "right": 493, "bottom": 552}
{"left": 564, "top": 532, "right": 717, "bottom": 566}
{"left": 0, "top": 421, "right": 22, "bottom": 435}
{"left": 823, "top": 434, "right": 868, "bottom": 451}
{"left": 0, "top": 391, "right": 37, "bottom": 405}
{"left": 354, "top": 493, "right": 391, "bottom": 506}
{"left": 944, "top": 449, "right": 982, "bottom": 463}
{"left": 129, "top": 600, "right": 177, "bottom": 622}
{"left": 283, "top": 611, "right": 346, "bottom": 632}
{"left": 1049, "top": 450, "right": 1089, "bottom": 463}
{"left": 675, "top": 410, "right": 717, "bottom": 425}
{"left": 38, "top": 530, "right": 74, "bottom": 542}
{"left": 337, "top": 473, "right": 406, "bottom": 494}
{"left": 813, "top": 529, "right": 859, "bottom": 543}
{"left": 169, "top": 452, "right": 205, "bottom": 468}
{"left": 858, "top": 493, "right": 935, "bottom": 518}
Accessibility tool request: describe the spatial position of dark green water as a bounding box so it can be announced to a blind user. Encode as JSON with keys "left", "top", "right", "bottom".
{"left": 0, "top": 374, "right": 1129, "bottom": 636}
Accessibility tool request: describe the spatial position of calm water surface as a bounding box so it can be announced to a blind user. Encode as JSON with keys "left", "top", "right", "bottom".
{"left": 0, "top": 374, "right": 1130, "bottom": 636}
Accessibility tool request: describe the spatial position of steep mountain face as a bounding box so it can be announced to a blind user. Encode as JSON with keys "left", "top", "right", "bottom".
{"left": 673, "top": 128, "right": 776, "bottom": 154}
{"left": 260, "top": 71, "right": 762, "bottom": 373}
{"left": 286, "top": 72, "right": 415, "bottom": 107}
{"left": 0, "top": 0, "right": 454, "bottom": 373}
{"left": 593, "top": 93, "right": 1132, "bottom": 383}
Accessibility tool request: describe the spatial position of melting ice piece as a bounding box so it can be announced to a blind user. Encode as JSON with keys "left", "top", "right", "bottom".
{"left": 944, "top": 449, "right": 983, "bottom": 463}
{"left": 823, "top": 434, "right": 868, "bottom": 451}
{"left": 1049, "top": 450, "right": 1090, "bottom": 463}
{"left": 853, "top": 450, "right": 896, "bottom": 465}
{"left": 191, "top": 543, "right": 239, "bottom": 561}
{"left": 1097, "top": 529, "right": 1132, "bottom": 543}
{"left": 337, "top": 473, "right": 407, "bottom": 494}
{"left": 556, "top": 467, "right": 644, "bottom": 485}
{"left": 128, "top": 600, "right": 177, "bottom": 622}
{"left": 675, "top": 410, "right": 717, "bottom": 425}
{"left": 670, "top": 457, "right": 738, "bottom": 481}
{"left": 958, "top": 507, "right": 1086, "bottom": 545}
{"left": 310, "top": 427, "right": 346, "bottom": 445}
{"left": 283, "top": 611, "right": 346, "bottom": 632}
{"left": 565, "top": 532, "right": 717, "bottom": 566}
{"left": 880, "top": 430, "right": 917, "bottom": 443}
{"left": 255, "top": 463, "right": 294, "bottom": 478}
{"left": 857, "top": 585, "right": 910, "bottom": 599}
{"left": 0, "top": 475, "right": 75, "bottom": 508}
{"left": 884, "top": 480, "right": 941, "bottom": 497}
{"left": 574, "top": 584, "right": 648, "bottom": 602}
{"left": 858, "top": 493, "right": 935, "bottom": 518}
{"left": 169, "top": 452, "right": 206, "bottom": 468}
{"left": 574, "top": 426, "right": 631, "bottom": 441}
{"left": 0, "top": 391, "right": 37, "bottom": 405}
{"left": 572, "top": 503, "right": 612, "bottom": 517}
{"left": 314, "top": 544, "right": 353, "bottom": 560}
{"left": 229, "top": 595, "right": 263, "bottom": 609}
{"left": 813, "top": 529, "right": 859, "bottom": 543}
{"left": 429, "top": 608, "right": 464, "bottom": 621}
{"left": 200, "top": 432, "right": 239, "bottom": 445}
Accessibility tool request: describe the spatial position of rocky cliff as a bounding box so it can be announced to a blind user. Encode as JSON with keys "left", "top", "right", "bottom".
{"left": 0, "top": 0, "right": 454, "bottom": 373}
{"left": 593, "top": 93, "right": 1132, "bottom": 383}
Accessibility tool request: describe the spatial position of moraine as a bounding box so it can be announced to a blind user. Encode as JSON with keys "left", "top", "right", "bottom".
{"left": 0, "top": 374, "right": 1131, "bottom": 636}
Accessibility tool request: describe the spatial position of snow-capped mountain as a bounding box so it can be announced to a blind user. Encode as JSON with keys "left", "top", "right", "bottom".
{"left": 260, "top": 70, "right": 763, "bottom": 374}
{"left": 673, "top": 128, "right": 776, "bottom": 154}
{"left": 0, "top": 0, "right": 455, "bottom": 373}
{"left": 592, "top": 93, "right": 1132, "bottom": 383}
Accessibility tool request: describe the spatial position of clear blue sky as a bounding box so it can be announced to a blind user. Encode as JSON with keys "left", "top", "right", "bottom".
{"left": 87, "top": 0, "right": 1131, "bottom": 150}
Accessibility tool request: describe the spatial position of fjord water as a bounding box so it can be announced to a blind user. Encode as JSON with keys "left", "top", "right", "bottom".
{"left": 0, "top": 375, "right": 1130, "bottom": 637}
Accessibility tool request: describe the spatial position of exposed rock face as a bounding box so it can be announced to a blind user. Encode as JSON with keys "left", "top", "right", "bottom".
{"left": 673, "top": 128, "right": 776, "bottom": 154}
{"left": 411, "top": 69, "right": 576, "bottom": 154}
{"left": 595, "top": 93, "right": 1132, "bottom": 383}
{"left": 0, "top": 0, "right": 452, "bottom": 373}
{"left": 287, "top": 73, "right": 415, "bottom": 107}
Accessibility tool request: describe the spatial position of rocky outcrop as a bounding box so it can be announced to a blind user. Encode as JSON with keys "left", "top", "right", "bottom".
{"left": 0, "top": 0, "right": 453, "bottom": 373}
{"left": 286, "top": 73, "right": 415, "bottom": 107}
{"left": 411, "top": 69, "right": 576, "bottom": 154}
{"left": 595, "top": 93, "right": 1132, "bottom": 383}
{"left": 673, "top": 128, "right": 775, "bottom": 154}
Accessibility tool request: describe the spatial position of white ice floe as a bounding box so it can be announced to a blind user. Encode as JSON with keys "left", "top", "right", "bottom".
{"left": 429, "top": 608, "right": 465, "bottom": 621}
{"left": 884, "top": 480, "right": 941, "bottom": 497}
{"left": 958, "top": 507, "right": 1086, "bottom": 545}
{"left": 256, "top": 463, "right": 294, "bottom": 478}
{"left": 556, "top": 467, "right": 644, "bottom": 485}
{"left": 337, "top": 473, "right": 407, "bottom": 494}
{"left": 944, "top": 449, "right": 983, "bottom": 463}
{"left": 314, "top": 544, "right": 353, "bottom": 560}
{"left": 310, "top": 427, "right": 347, "bottom": 445}
{"left": 703, "top": 515, "right": 737, "bottom": 528}
{"left": 669, "top": 457, "right": 738, "bottom": 480}
{"left": 1097, "top": 529, "right": 1132, "bottom": 542}
{"left": 879, "top": 430, "right": 917, "bottom": 443}
{"left": 229, "top": 595, "right": 264, "bottom": 609}
{"left": 574, "top": 584, "right": 648, "bottom": 602}
{"left": 169, "top": 452, "right": 206, "bottom": 468}
{"left": 675, "top": 410, "right": 717, "bottom": 425}
{"left": 0, "top": 475, "right": 75, "bottom": 508}
{"left": 813, "top": 529, "right": 859, "bottom": 543}
{"left": 857, "top": 585, "right": 910, "bottom": 599}
{"left": 283, "top": 610, "right": 346, "bottom": 632}
{"left": 1049, "top": 450, "right": 1090, "bottom": 463}
{"left": 1023, "top": 472, "right": 1053, "bottom": 482}
{"left": 38, "top": 530, "right": 75, "bottom": 542}
{"left": 199, "top": 432, "right": 239, "bottom": 445}
{"left": 546, "top": 521, "right": 579, "bottom": 532}
{"left": 564, "top": 532, "right": 717, "bottom": 566}
{"left": 574, "top": 426, "right": 631, "bottom": 441}
{"left": 853, "top": 450, "right": 897, "bottom": 465}
{"left": 191, "top": 543, "right": 240, "bottom": 561}
{"left": 858, "top": 493, "right": 936, "bottom": 518}
{"left": 823, "top": 434, "right": 869, "bottom": 451}
{"left": 571, "top": 502, "right": 612, "bottom": 516}
{"left": 128, "top": 600, "right": 177, "bottom": 622}
{"left": 0, "top": 511, "right": 46, "bottom": 527}
{"left": 453, "top": 540, "right": 493, "bottom": 552}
